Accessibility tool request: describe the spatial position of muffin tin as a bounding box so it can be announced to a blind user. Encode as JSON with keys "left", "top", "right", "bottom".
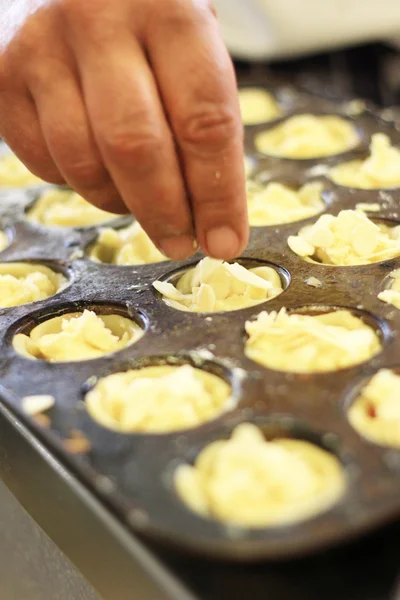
{"left": 0, "top": 82, "right": 400, "bottom": 562}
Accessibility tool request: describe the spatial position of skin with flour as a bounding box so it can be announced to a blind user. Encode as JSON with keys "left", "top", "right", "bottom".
{"left": 0, "top": 0, "right": 248, "bottom": 261}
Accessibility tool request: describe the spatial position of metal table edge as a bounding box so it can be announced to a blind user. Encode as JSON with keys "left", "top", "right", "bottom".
{"left": 0, "top": 401, "right": 198, "bottom": 600}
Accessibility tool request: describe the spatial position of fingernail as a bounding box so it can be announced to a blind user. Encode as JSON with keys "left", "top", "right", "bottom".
{"left": 206, "top": 226, "right": 241, "bottom": 259}
{"left": 158, "top": 234, "right": 197, "bottom": 261}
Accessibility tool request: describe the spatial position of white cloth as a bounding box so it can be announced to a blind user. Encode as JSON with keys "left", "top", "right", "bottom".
{"left": 215, "top": 0, "right": 400, "bottom": 59}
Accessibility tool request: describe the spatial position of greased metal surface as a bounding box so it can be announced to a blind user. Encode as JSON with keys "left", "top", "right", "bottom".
{"left": 0, "top": 82, "right": 400, "bottom": 561}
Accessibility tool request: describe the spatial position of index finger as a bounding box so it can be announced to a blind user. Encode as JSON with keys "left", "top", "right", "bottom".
{"left": 146, "top": 0, "right": 248, "bottom": 260}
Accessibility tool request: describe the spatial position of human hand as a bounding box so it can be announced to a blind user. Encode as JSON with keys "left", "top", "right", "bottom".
{"left": 0, "top": 0, "right": 248, "bottom": 260}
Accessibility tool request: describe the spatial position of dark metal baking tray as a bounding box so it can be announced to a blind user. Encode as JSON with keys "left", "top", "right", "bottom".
{"left": 2, "top": 396, "right": 400, "bottom": 600}
{"left": 0, "top": 79, "right": 400, "bottom": 570}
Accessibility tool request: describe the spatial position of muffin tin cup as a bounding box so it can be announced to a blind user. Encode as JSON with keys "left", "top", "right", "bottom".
{"left": 0, "top": 87, "right": 399, "bottom": 561}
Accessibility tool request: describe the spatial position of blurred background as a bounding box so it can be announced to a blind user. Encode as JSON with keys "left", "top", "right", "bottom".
{"left": 235, "top": 42, "right": 400, "bottom": 107}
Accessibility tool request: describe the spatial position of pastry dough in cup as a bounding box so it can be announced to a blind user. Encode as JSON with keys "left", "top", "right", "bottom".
{"left": 13, "top": 309, "right": 142, "bottom": 362}
{"left": 0, "top": 154, "right": 43, "bottom": 188}
{"left": 239, "top": 88, "right": 281, "bottom": 125}
{"left": 255, "top": 114, "right": 358, "bottom": 159}
{"left": 0, "top": 262, "right": 67, "bottom": 308}
{"left": 330, "top": 134, "right": 400, "bottom": 189}
{"left": 378, "top": 269, "right": 400, "bottom": 309}
{"left": 27, "top": 188, "right": 118, "bottom": 227}
{"left": 0, "top": 230, "right": 9, "bottom": 254}
{"left": 245, "top": 308, "right": 381, "bottom": 373}
{"left": 288, "top": 209, "right": 400, "bottom": 266}
{"left": 86, "top": 364, "right": 232, "bottom": 433}
{"left": 247, "top": 180, "right": 324, "bottom": 226}
{"left": 349, "top": 369, "right": 400, "bottom": 448}
{"left": 153, "top": 257, "right": 284, "bottom": 313}
{"left": 244, "top": 157, "right": 254, "bottom": 178}
{"left": 89, "top": 221, "right": 167, "bottom": 266}
{"left": 175, "top": 423, "right": 345, "bottom": 527}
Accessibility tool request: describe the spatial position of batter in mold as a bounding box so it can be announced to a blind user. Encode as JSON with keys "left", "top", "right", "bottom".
{"left": 288, "top": 209, "right": 400, "bottom": 266}
{"left": 238, "top": 88, "right": 281, "bottom": 125}
{"left": 247, "top": 180, "right": 324, "bottom": 226}
{"left": 153, "top": 257, "right": 284, "bottom": 312}
{"left": 255, "top": 114, "right": 358, "bottom": 159}
{"left": 89, "top": 221, "right": 167, "bottom": 266}
{"left": 86, "top": 365, "right": 232, "bottom": 433}
{"left": 27, "top": 188, "right": 118, "bottom": 227}
{"left": 0, "top": 153, "right": 42, "bottom": 187}
{"left": 244, "top": 156, "right": 254, "bottom": 177}
{"left": 245, "top": 308, "right": 381, "bottom": 373}
{"left": 13, "top": 309, "right": 142, "bottom": 361}
{"left": 349, "top": 369, "right": 400, "bottom": 448}
{"left": 378, "top": 269, "right": 400, "bottom": 309}
{"left": 330, "top": 134, "right": 400, "bottom": 189}
{"left": 0, "top": 262, "right": 66, "bottom": 308}
{"left": 0, "top": 230, "right": 8, "bottom": 253}
{"left": 175, "top": 423, "right": 345, "bottom": 528}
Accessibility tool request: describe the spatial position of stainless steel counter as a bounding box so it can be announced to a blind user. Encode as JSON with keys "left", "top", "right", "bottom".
{"left": 0, "top": 482, "right": 99, "bottom": 600}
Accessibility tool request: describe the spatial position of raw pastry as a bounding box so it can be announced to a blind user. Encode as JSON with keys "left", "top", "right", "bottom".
{"left": 0, "top": 231, "right": 8, "bottom": 253}
{"left": 175, "top": 423, "right": 345, "bottom": 527}
{"left": 153, "top": 257, "right": 283, "bottom": 312}
{"left": 13, "top": 309, "right": 142, "bottom": 362}
{"left": 27, "top": 188, "right": 117, "bottom": 227}
{"left": 330, "top": 134, "right": 400, "bottom": 189}
{"left": 349, "top": 369, "right": 400, "bottom": 447}
{"left": 0, "top": 154, "right": 42, "bottom": 187}
{"left": 238, "top": 88, "right": 281, "bottom": 125}
{"left": 89, "top": 221, "right": 166, "bottom": 266}
{"left": 86, "top": 365, "right": 232, "bottom": 433}
{"left": 245, "top": 308, "right": 381, "bottom": 373}
{"left": 255, "top": 114, "right": 358, "bottom": 159}
{"left": 247, "top": 180, "right": 324, "bottom": 226}
{"left": 288, "top": 209, "right": 400, "bottom": 266}
{"left": 378, "top": 269, "right": 400, "bottom": 309}
{"left": 0, "top": 263, "right": 66, "bottom": 308}
{"left": 244, "top": 157, "right": 254, "bottom": 177}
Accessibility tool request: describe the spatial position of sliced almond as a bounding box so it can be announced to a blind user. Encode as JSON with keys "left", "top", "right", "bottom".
{"left": 22, "top": 394, "right": 55, "bottom": 416}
